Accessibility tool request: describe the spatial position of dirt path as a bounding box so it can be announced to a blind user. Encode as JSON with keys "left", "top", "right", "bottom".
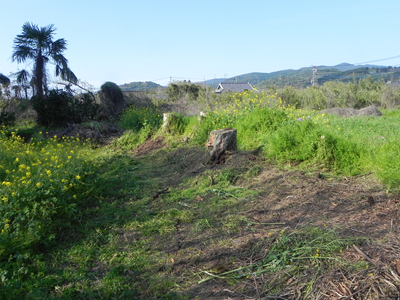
{"left": 132, "top": 137, "right": 400, "bottom": 299}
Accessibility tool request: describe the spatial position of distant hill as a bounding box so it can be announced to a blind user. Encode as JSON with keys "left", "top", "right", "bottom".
{"left": 119, "top": 81, "right": 162, "bottom": 92}
{"left": 201, "top": 63, "right": 400, "bottom": 89}
{"left": 122, "top": 64, "right": 400, "bottom": 92}
{"left": 202, "top": 78, "right": 226, "bottom": 87}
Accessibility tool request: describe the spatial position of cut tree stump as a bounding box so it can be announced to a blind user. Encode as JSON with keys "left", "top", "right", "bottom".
{"left": 205, "top": 128, "right": 237, "bottom": 163}
{"left": 162, "top": 113, "right": 177, "bottom": 133}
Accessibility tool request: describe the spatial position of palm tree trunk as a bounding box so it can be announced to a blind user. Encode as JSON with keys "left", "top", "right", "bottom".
{"left": 35, "top": 50, "right": 44, "bottom": 99}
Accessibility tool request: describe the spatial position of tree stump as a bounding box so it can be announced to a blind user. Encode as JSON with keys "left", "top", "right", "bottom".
{"left": 162, "top": 113, "right": 177, "bottom": 133}
{"left": 206, "top": 128, "right": 237, "bottom": 163}
{"left": 198, "top": 111, "right": 206, "bottom": 123}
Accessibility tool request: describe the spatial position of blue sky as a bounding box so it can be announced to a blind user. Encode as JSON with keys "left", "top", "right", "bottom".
{"left": 1, "top": 0, "right": 400, "bottom": 88}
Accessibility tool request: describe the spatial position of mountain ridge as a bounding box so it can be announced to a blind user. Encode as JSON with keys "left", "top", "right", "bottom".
{"left": 119, "top": 63, "right": 399, "bottom": 91}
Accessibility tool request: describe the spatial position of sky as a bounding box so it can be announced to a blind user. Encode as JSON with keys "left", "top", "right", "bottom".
{"left": 1, "top": 0, "right": 400, "bottom": 89}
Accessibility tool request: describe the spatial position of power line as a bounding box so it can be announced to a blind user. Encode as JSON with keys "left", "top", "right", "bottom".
{"left": 147, "top": 77, "right": 171, "bottom": 82}
{"left": 310, "top": 65, "right": 318, "bottom": 86}
{"left": 354, "top": 54, "right": 400, "bottom": 65}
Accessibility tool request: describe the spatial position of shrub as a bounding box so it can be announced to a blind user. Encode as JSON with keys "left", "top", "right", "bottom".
{"left": 98, "top": 82, "right": 126, "bottom": 121}
{"left": 166, "top": 82, "right": 201, "bottom": 102}
{"left": 0, "top": 110, "right": 16, "bottom": 127}
{"left": 32, "top": 89, "right": 98, "bottom": 127}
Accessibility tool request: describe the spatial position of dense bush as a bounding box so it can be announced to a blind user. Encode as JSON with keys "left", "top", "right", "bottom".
{"left": 100, "top": 81, "right": 124, "bottom": 103}
{"left": 98, "top": 82, "right": 126, "bottom": 121}
{"left": 269, "top": 78, "right": 400, "bottom": 110}
{"left": 0, "top": 110, "right": 16, "bottom": 126}
{"left": 166, "top": 82, "right": 201, "bottom": 102}
{"left": 32, "top": 89, "right": 98, "bottom": 127}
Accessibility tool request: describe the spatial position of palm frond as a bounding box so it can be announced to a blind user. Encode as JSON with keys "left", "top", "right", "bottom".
{"left": 52, "top": 54, "right": 68, "bottom": 68}
{"left": 60, "top": 67, "right": 78, "bottom": 84}
{"left": 52, "top": 38, "right": 67, "bottom": 54}
{"left": 0, "top": 73, "right": 11, "bottom": 86}
{"left": 11, "top": 46, "right": 36, "bottom": 63}
{"left": 14, "top": 69, "right": 30, "bottom": 85}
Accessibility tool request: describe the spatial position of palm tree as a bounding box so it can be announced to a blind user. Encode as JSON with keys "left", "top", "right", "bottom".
{"left": 11, "top": 22, "right": 77, "bottom": 100}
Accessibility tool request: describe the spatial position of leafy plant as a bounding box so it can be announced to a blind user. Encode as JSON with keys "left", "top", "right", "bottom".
{"left": 32, "top": 89, "right": 98, "bottom": 127}
{"left": 98, "top": 81, "right": 126, "bottom": 121}
{"left": 118, "top": 105, "right": 161, "bottom": 131}
{"left": 0, "top": 111, "right": 16, "bottom": 127}
{"left": 0, "top": 131, "right": 96, "bottom": 260}
{"left": 162, "top": 112, "right": 187, "bottom": 135}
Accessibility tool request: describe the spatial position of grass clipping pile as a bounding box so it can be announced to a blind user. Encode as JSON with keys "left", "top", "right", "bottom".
{"left": 134, "top": 138, "right": 400, "bottom": 299}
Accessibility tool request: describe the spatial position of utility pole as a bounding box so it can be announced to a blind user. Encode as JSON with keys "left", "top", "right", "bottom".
{"left": 310, "top": 66, "right": 318, "bottom": 86}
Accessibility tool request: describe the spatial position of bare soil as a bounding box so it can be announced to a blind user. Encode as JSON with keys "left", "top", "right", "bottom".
{"left": 131, "top": 137, "right": 400, "bottom": 299}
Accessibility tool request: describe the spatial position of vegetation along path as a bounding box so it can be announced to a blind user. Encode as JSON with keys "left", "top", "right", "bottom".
{"left": 3, "top": 91, "right": 400, "bottom": 299}
{"left": 46, "top": 137, "right": 400, "bottom": 298}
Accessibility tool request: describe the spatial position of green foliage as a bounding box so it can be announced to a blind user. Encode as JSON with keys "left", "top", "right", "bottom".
{"left": 12, "top": 22, "right": 77, "bottom": 100}
{"left": 0, "top": 111, "right": 16, "bottom": 127}
{"left": 202, "top": 226, "right": 364, "bottom": 283}
{"left": 191, "top": 112, "right": 216, "bottom": 145}
{"left": 98, "top": 82, "right": 126, "bottom": 121}
{"left": 264, "top": 78, "right": 397, "bottom": 110}
{"left": 190, "top": 91, "right": 378, "bottom": 177}
{"left": 114, "top": 105, "right": 163, "bottom": 150}
{"left": 32, "top": 89, "right": 98, "bottom": 127}
{"left": 119, "top": 81, "right": 162, "bottom": 92}
{"left": 6, "top": 83, "right": 400, "bottom": 298}
{"left": 118, "top": 105, "right": 162, "bottom": 131}
{"left": 278, "top": 86, "right": 300, "bottom": 108}
{"left": 215, "top": 168, "right": 239, "bottom": 186}
{"left": 162, "top": 113, "right": 187, "bottom": 135}
{"left": 100, "top": 82, "right": 124, "bottom": 103}
{"left": 252, "top": 65, "right": 400, "bottom": 90}
{"left": 112, "top": 120, "right": 155, "bottom": 150}
{"left": 166, "top": 82, "right": 201, "bottom": 102}
{"left": 236, "top": 107, "right": 288, "bottom": 149}
{"left": 0, "top": 132, "right": 96, "bottom": 261}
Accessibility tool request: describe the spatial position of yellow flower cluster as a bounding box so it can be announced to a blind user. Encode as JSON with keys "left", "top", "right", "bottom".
{"left": 0, "top": 131, "right": 96, "bottom": 230}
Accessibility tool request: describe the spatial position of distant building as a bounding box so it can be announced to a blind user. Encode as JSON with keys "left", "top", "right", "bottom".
{"left": 214, "top": 82, "right": 255, "bottom": 94}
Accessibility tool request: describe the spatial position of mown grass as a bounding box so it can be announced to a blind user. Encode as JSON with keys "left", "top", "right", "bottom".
{"left": 1, "top": 90, "right": 400, "bottom": 298}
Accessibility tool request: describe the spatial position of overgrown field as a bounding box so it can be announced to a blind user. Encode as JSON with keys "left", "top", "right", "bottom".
{"left": 1, "top": 91, "right": 400, "bottom": 299}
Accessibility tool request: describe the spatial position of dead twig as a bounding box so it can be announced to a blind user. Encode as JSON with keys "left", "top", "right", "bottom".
{"left": 352, "top": 245, "right": 382, "bottom": 268}
{"left": 207, "top": 174, "right": 214, "bottom": 187}
{"left": 353, "top": 245, "right": 400, "bottom": 282}
{"left": 248, "top": 221, "right": 286, "bottom": 226}
{"left": 151, "top": 187, "right": 170, "bottom": 199}
{"left": 340, "top": 283, "right": 374, "bottom": 300}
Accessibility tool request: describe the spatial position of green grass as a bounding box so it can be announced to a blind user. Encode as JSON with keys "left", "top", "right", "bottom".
{"left": 2, "top": 92, "right": 400, "bottom": 298}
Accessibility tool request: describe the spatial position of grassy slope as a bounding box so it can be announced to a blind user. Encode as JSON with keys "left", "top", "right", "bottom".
{"left": 3, "top": 106, "right": 400, "bottom": 299}
{"left": 6, "top": 135, "right": 400, "bottom": 299}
